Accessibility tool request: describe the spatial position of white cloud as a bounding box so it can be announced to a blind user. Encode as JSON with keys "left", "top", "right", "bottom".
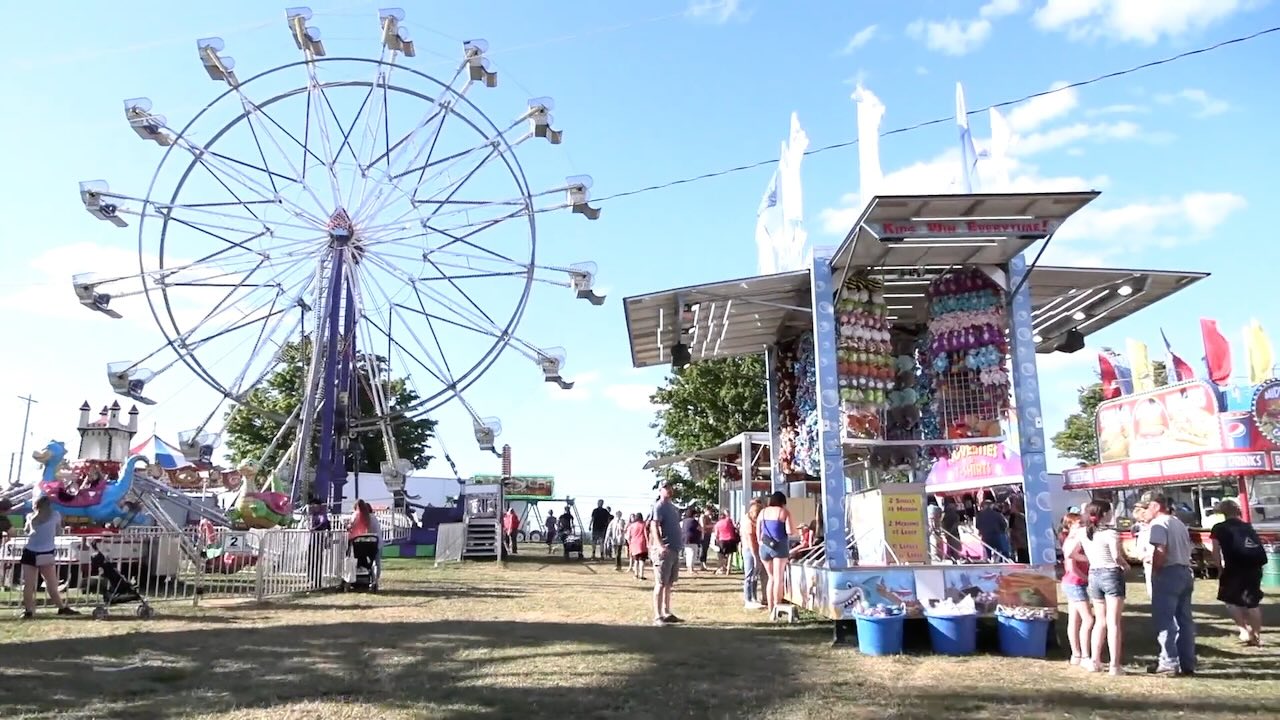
{"left": 915, "top": 66, "right": 929, "bottom": 76}
{"left": 1006, "top": 82, "right": 1078, "bottom": 132}
{"left": 545, "top": 370, "right": 602, "bottom": 401}
{"left": 686, "top": 0, "right": 748, "bottom": 24}
{"left": 1054, "top": 192, "right": 1248, "bottom": 250}
{"left": 602, "top": 383, "right": 659, "bottom": 413}
{"left": 906, "top": 18, "right": 993, "bottom": 55}
{"left": 980, "top": 0, "right": 1024, "bottom": 18}
{"left": 1157, "top": 88, "right": 1230, "bottom": 118}
{"left": 1086, "top": 103, "right": 1145, "bottom": 117}
{"left": 1014, "top": 120, "right": 1140, "bottom": 156}
{"left": 839, "top": 25, "right": 879, "bottom": 54}
{"left": 1033, "top": 0, "right": 1248, "bottom": 44}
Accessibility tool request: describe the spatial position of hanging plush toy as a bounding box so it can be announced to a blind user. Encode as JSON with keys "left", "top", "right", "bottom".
{"left": 922, "top": 268, "right": 1012, "bottom": 446}
{"left": 836, "top": 273, "right": 893, "bottom": 441}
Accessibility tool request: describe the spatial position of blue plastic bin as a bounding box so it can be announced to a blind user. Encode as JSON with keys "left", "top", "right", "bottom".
{"left": 925, "top": 613, "right": 978, "bottom": 655}
{"left": 854, "top": 614, "right": 905, "bottom": 656}
{"left": 996, "top": 615, "right": 1050, "bottom": 658}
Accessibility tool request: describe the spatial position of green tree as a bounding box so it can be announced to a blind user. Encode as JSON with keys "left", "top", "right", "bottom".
{"left": 1050, "top": 358, "right": 1168, "bottom": 466}
{"left": 224, "top": 339, "right": 437, "bottom": 475}
{"left": 648, "top": 355, "right": 768, "bottom": 504}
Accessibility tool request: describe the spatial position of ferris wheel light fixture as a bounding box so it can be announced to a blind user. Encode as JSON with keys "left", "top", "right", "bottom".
{"left": 473, "top": 416, "right": 502, "bottom": 453}
{"left": 197, "top": 37, "right": 237, "bottom": 85}
{"left": 286, "top": 7, "right": 327, "bottom": 57}
{"left": 73, "top": 273, "right": 124, "bottom": 319}
{"left": 538, "top": 347, "right": 575, "bottom": 390}
{"left": 106, "top": 363, "right": 157, "bottom": 406}
{"left": 78, "top": 180, "right": 128, "bottom": 227}
{"left": 566, "top": 175, "right": 601, "bottom": 220}
{"left": 123, "top": 98, "right": 173, "bottom": 146}
{"left": 569, "top": 261, "right": 606, "bottom": 305}
{"left": 380, "top": 8, "right": 416, "bottom": 57}
{"left": 527, "top": 98, "right": 563, "bottom": 144}
{"left": 463, "top": 39, "right": 496, "bottom": 86}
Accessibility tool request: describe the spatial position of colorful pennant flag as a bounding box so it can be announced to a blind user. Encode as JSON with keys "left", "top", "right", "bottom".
{"left": 1200, "top": 318, "right": 1233, "bottom": 386}
{"left": 1127, "top": 338, "right": 1155, "bottom": 392}
{"left": 1098, "top": 350, "right": 1133, "bottom": 400}
{"left": 1160, "top": 329, "right": 1196, "bottom": 382}
{"left": 1245, "top": 319, "right": 1275, "bottom": 384}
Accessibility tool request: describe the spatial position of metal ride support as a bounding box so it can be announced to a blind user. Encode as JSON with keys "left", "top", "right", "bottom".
{"left": 315, "top": 212, "right": 353, "bottom": 511}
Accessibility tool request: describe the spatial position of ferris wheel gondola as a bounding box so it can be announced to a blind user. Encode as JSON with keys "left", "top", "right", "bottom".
{"left": 71, "top": 7, "right": 603, "bottom": 507}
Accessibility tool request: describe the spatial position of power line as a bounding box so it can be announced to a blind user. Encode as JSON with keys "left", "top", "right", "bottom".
{"left": 593, "top": 25, "right": 1280, "bottom": 205}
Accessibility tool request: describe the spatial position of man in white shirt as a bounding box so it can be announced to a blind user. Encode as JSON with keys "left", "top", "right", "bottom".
{"left": 1140, "top": 490, "right": 1197, "bottom": 676}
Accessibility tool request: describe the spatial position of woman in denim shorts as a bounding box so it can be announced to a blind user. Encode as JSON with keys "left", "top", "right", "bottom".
{"left": 1059, "top": 512, "right": 1093, "bottom": 666}
{"left": 1080, "top": 500, "right": 1129, "bottom": 675}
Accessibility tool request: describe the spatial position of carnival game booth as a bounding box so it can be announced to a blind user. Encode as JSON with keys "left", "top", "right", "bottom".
{"left": 623, "top": 191, "right": 1208, "bottom": 641}
{"left": 1064, "top": 377, "right": 1280, "bottom": 576}
{"left": 644, "top": 432, "right": 821, "bottom": 523}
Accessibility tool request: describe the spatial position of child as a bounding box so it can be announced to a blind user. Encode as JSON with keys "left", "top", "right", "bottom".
{"left": 1060, "top": 512, "right": 1093, "bottom": 668}
{"left": 625, "top": 513, "right": 649, "bottom": 580}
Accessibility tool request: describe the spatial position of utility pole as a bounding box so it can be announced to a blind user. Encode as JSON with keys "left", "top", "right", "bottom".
{"left": 15, "top": 394, "right": 37, "bottom": 485}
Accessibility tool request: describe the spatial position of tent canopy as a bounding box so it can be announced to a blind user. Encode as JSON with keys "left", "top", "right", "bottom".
{"left": 128, "top": 434, "right": 186, "bottom": 469}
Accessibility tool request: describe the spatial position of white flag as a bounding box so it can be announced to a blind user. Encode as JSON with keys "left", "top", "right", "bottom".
{"left": 955, "top": 82, "right": 980, "bottom": 193}
{"left": 987, "top": 106, "right": 1013, "bottom": 189}
{"left": 852, "top": 83, "right": 885, "bottom": 205}
{"left": 777, "top": 113, "right": 809, "bottom": 272}
{"left": 755, "top": 169, "right": 780, "bottom": 274}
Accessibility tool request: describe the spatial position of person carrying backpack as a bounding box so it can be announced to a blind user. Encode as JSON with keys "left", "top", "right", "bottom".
{"left": 1209, "top": 499, "right": 1268, "bottom": 646}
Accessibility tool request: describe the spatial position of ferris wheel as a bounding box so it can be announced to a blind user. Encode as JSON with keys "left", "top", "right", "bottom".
{"left": 70, "top": 7, "right": 604, "bottom": 505}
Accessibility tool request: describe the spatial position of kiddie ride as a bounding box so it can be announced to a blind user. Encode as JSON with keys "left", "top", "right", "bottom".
{"left": 622, "top": 190, "right": 1210, "bottom": 644}
{"left": 2, "top": 438, "right": 296, "bottom": 600}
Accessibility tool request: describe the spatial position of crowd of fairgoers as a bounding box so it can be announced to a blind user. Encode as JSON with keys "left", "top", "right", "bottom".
{"left": 499, "top": 487, "right": 1268, "bottom": 670}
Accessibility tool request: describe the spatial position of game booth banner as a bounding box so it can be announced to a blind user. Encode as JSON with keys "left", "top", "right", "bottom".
{"left": 471, "top": 474, "right": 555, "bottom": 501}
{"left": 787, "top": 562, "right": 1058, "bottom": 620}
{"left": 1064, "top": 378, "right": 1280, "bottom": 490}
{"left": 925, "top": 442, "right": 1024, "bottom": 494}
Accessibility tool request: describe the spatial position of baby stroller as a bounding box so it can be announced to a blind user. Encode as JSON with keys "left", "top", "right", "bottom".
{"left": 341, "top": 534, "right": 380, "bottom": 592}
{"left": 562, "top": 533, "right": 584, "bottom": 560}
{"left": 88, "top": 541, "right": 154, "bottom": 620}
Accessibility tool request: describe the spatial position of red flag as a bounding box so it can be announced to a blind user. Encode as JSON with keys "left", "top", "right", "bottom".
{"left": 1097, "top": 352, "right": 1121, "bottom": 400}
{"left": 1160, "top": 329, "right": 1196, "bottom": 382}
{"left": 1200, "top": 318, "right": 1232, "bottom": 386}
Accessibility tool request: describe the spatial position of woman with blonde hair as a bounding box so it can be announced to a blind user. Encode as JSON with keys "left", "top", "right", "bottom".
{"left": 741, "top": 498, "right": 765, "bottom": 609}
{"left": 1059, "top": 512, "right": 1093, "bottom": 667}
{"left": 21, "top": 495, "right": 79, "bottom": 618}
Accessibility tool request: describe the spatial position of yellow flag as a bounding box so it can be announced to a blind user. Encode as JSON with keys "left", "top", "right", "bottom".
{"left": 1245, "top": 319, "right": 1275, "bottom": 384}
{"left": 1127, "top": 338, "right": 1155, "bottom": 391}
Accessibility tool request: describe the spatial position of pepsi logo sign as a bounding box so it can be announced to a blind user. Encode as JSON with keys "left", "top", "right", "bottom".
{"left": 1225, "top": 421, "right": 1248, "bottom": 438}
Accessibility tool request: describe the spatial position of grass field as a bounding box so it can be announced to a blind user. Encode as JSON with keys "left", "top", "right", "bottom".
{"left": 0, "top": 555, "right": 1277, "bottom": 720}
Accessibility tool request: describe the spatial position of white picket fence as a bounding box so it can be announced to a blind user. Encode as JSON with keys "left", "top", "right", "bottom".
{"left": 1, "top": 526, "right": 352, "bottom": 614}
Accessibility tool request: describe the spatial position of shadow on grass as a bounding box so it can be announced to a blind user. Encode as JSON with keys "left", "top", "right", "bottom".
{"left": 2, "top": 615, "right": 1278, "bottom": 720}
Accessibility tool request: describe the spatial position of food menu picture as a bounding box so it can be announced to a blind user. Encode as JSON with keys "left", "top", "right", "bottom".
{"left": 1253, "top": 379, "right": 1280, "bottom": 447}
{"left": 1095, "top": 380, "right": 1222, "bottom": 462}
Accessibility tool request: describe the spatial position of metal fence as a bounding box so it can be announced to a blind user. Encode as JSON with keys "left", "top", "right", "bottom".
{"left": 1, "top": 526, "right": 350, "bottom": 616}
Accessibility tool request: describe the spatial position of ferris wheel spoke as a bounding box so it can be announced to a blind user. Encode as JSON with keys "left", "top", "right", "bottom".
{"left": 168, "top": 131, "right": 327, "bottom": 226}
{"left": 204, "top": 148, "right": 300, "bottom": 191}
{"left": 363, "top": 312, "right": 450, "bottom": 388}
{"left": 362, "top": 252, "right": 499, "bottom": 336}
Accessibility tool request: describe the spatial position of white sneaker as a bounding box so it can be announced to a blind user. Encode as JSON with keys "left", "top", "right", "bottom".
{"left": 1069, "top": 655, "right": 1081, "bottom": 666}
{"left": 744, "top": 601, "right": 766, "bottom": 610}
{"left": 1109, "top": 665, "right": 1125, "bottom": 676}
{"left": 1079, "top": 659, "right": 1098, "bottom": 672}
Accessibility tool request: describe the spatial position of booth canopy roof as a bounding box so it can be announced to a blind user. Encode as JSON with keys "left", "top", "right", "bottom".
{"left": 642, "top": 432, "right": 772, "bottom": 470}
{"left": 624, "top": 265, "right": 1206, "bottom": 368}
{"left": 624, "top": 271, "right": 811, "bottom": 369}
{"left": 1030, "top": 266, "right": 1207, "bottom": 352}
{"left": 831, "top": 191, "right": 1101, "bottom": 270}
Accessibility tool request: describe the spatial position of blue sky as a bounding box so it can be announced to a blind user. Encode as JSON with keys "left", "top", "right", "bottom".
{"left": 0, "top": 0, "right": 1277, "bottom": 513}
